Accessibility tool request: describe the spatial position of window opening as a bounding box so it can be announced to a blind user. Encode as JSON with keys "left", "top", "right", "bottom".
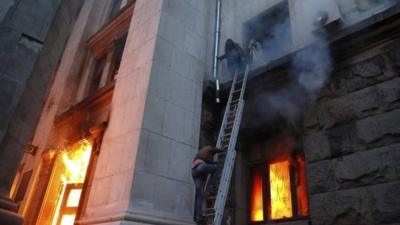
{"left": 249, "top": 153, "right": 308, "bottom": 223}
{"left": 36, "top": 140, "right": 92, "bottom": 225}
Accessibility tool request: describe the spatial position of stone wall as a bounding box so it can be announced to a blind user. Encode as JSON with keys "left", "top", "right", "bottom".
{"left": 124, "top": 0, "right": 212, "bottom": 224}
{"left": 303, "top": 38, "right": 400, "bottom": 225}
{"left": 0, "top": 0, "right": 84, "bottom": 194}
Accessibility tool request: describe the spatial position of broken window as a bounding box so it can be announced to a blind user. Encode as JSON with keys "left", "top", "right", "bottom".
{"left": 249, "top": 153, "right": 308, "bottom": 223}
{"left": 244, "top": 1, "right": 292, "bottom": 66}
{"left": 36, "top": 140, "right": 93, "bottom": 225}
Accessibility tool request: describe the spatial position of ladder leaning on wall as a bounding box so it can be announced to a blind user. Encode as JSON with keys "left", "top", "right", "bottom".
{"left": 203, "top": 62, "right": 250, "bottom": 225}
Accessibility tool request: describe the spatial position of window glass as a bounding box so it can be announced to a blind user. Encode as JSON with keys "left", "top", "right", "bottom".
{"left": 110, "top": 34, "right": 127, "bottom": 81}
{"left": 89, "top": 56, "right": 106, "bottom": 96}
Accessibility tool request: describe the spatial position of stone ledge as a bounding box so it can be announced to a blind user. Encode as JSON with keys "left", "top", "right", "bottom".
{"left": 76, "top": 210, "right": 194, "bottom": 225}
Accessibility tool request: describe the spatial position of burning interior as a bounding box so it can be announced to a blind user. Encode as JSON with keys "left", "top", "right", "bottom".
{"left": 36, "top": 140, "right": 92, "bottom": 225}
{"left": 246, "top": 135, "right": 308, "bottom": 224}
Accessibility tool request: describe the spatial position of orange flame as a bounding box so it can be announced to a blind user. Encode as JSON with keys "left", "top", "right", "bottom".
{"left": 296, "top": 155, "right": 309, "bottom": 216}
{"left": 250, "top": 168, "right": 264, "bottom": 221}
{"left": 60, "top": 140, "right": 92, "bottom": 184}
{"left": 269, "top": 160, "right": 292, "bottom": 220}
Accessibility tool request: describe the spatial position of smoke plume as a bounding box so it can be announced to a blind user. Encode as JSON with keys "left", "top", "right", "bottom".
{"left": 244, "top": 0, "right": 400, "bottom": 130}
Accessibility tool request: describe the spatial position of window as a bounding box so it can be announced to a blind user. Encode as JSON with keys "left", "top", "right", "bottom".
{"left": 87, "top": 34, "right": 127, "bottom": 96}
{"left": 244, "top": 1, "right": 291, "bottom": 66}
{"left": 77, "top": 1, "right": 134, "bottom": 101}
{"left": 109, "top": 0, "right": 135, "bottom": 20}
{"left": 249, "top": 152, "right": 308, "bottom": 223}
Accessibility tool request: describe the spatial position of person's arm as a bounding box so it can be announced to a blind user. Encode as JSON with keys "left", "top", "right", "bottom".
{"left": 210, "top": 147, "right": 222, "bottom": 155}
{"left": 217, "top": 54, "right": 226, "bottom": 60}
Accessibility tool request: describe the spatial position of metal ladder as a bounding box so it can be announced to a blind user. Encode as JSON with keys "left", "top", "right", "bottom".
{"left": 203, "top": 64, "right": 250, "bottom": 225}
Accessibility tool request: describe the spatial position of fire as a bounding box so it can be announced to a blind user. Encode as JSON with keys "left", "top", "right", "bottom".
{"left": 296, "top": 155, "right": 309, "bottom": 216}
{"left": 37, "top": 139, "right": 92, "bottom": 225}
{"left": 269, "top": 160, "right": 292, "bottom": 220}
{"left": 61, "top": 140, "right": 92, "bottom": 184}
{"left": 250, "top": 168, "right": 264, "bottom": 221}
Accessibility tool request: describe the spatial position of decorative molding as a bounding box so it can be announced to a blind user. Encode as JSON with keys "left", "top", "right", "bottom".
{"left": 87, "top": 3, "right": 134, "bottom": 58}
{"left": 75, "top": 210, "right": 194, "bottom": 225}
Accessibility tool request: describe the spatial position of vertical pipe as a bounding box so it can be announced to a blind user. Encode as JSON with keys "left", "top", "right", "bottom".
{"left": 212, "top": 0, "right": 222, "bottom": 103}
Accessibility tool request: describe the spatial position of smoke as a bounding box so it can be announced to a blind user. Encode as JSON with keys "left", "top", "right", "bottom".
{"left": 245, "top": 0, "right": 333, "bottom": 130}
{"left": 291, "top": 32, "right": 331, "bottom": 94}
{"left": 244, "top": 0, "right": 400, "bottom": 130}
{"left": 251, "top": 17, "right": 292, "bottom": 68}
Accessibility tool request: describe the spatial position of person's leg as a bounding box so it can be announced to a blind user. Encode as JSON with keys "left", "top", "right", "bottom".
{"left": 192, "top": 169, "right": 207, "bottom": 223}
{"left": 199, "top": 163, "right": 218, "bottom": 191}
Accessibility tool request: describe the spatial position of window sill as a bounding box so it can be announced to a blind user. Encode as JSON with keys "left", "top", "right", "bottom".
{"left": 249, "top": 216, "right": 309, "bottom": 225}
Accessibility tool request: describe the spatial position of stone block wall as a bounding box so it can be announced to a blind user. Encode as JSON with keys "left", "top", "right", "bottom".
{"left": 0, "top": 0, "right": 84, "bottom": 194}
{"left": 303, "top": 38, "right": 400, "bottom": 225}
{"left": 121, "top": 0, "right": 212, "bottom": 224}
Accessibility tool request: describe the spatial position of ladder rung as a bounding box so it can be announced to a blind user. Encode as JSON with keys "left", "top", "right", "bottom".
{"left": 207, "top": 193, "right": 217, "bottom": 199}
{"left": 226, "top": 116, "right": 235, "bottom": 121}
{"left": 226, "top": 121, "right": 234, "bottom": 126}
{"left": 233, "top": 89, "right": 241, "bottom": 94}
{"left": 222, "top": 138, "right": 230, "bottom": 144}
{"left": 203, "top": 208, "right": 215, "bottom": 214}
{"left": 231, "top": 99, "right": 239, "bottom": 104}
{"left": 225, "top": 125, "right": 233, "bottom": 131}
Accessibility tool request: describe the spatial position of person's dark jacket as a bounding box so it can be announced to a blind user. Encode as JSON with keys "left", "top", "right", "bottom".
{"left": 218, "top": 39, "right": 247, "bottom": 74}
{"left": 194, "top": 146, "right": 221, "bottom": 164}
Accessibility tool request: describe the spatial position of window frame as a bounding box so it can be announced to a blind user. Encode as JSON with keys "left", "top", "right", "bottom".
{"left": 76, "top": 3, "right": 134, "bottom": 102}
{"left": 248, "top": 152, "right": 309, "bottom": 224}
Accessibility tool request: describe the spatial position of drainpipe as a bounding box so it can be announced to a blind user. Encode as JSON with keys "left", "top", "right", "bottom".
{"left": 212, "top": 0, "right": 222, "bottom": 103}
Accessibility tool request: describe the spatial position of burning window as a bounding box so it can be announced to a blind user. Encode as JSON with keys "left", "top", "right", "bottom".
{"left": 250, "top": 166, "right": 264, "bottom": 222}
{"left": 36, "top": 139, "right": 92, "bottom": 225}
{"left": 269, "top": 160, "right": 293, "bottom": 219}
{"left": 250, "top": 154, "right": 308, "bottom": 223}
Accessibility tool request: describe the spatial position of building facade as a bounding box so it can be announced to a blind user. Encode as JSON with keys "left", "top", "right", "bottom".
{"left": 1, "top": 0, "right": 400, "bottom": 225}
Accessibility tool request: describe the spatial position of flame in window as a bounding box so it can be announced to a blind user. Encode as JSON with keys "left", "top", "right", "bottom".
{"left": 269, "top": 160, "right": 292, "bottom": 220}
{"left": 60, "top": 140, "right": 92, "bottom": 184}
{"left": 37, "top": 139, "right": 92, "bottom": 225}
{"left": 250, "top": 168, "right": 264, "bottom": 221}
{"left": 296, "top": 155, "right": 309, "bottom": 216}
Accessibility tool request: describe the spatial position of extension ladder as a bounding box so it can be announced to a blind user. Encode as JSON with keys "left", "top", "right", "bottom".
{"left": 203, "top": 64, "right": 250, "bottom": 225}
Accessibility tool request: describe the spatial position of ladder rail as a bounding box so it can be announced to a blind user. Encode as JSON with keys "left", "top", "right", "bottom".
{"left": 215, "top": 71, "right": 238, "bottom": 148}
{"left": 238, "top": 64, "right": 250, "bottom": 103}
{"left": 205, "top": 64, "right": 251, "bottom": 225}
{"left": 213, "top": 99, "right": 244, "bottom": 225}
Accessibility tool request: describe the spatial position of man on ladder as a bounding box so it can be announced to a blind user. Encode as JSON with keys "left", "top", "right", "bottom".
{"left": 191, "top": 39, "right": 258, "bottom": 225}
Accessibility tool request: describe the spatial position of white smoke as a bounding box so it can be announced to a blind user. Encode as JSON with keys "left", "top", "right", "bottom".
{"left": 292, "top": 32, "right": 331, "bottom": 93}
{"left": 245, "top": 0, "right": 400, "bottom": 129}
